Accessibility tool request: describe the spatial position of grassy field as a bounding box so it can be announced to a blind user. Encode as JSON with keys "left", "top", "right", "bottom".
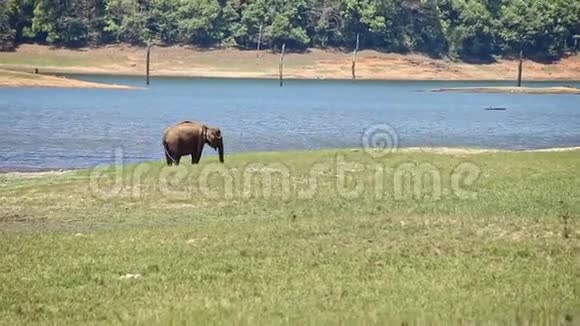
{"left": 0, "top": 149, "right": 579, "bottom": 324}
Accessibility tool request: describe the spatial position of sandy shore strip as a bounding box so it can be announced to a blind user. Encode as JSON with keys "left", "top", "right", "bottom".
{"left": 396, "top": 147, "right": 580, "bottom": 154}
{"left": 0, "top": 69, "right": 136, "bottom": 89}
{"left": 520, "top": 146, "right": 580, "bottom": 152}
{"left": 430, "top": 86, "right": 580, "bottom": 95}
{"left": 0, "top": 170, "right": 75, "bottom": 178}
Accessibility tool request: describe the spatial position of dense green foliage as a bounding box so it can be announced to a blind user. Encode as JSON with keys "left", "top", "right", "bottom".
{"left": 1, "top": 0, "right": 579, "bottom": 59}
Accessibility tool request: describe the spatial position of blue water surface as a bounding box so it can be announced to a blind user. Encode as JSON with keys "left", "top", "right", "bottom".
{"left": 0, "top": 76, "right": 579, "bottom": 170}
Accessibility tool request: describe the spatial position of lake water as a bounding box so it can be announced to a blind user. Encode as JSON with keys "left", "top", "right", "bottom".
{"left": 1, "top": 76, "right": 579, "bottom": 171}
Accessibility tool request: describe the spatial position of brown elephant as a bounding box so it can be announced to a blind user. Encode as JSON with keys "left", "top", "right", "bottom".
{"left": 162, "top": 121, "right": 224, "bottom": 165}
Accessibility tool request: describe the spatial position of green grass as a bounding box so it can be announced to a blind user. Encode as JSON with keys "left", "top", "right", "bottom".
{"left": 0, "top": 149, "right": 579, "bottom": 324}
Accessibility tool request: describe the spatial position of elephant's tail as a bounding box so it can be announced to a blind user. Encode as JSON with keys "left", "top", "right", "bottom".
{"left": 162, "top": 141, "right": 177, "bottom": 163}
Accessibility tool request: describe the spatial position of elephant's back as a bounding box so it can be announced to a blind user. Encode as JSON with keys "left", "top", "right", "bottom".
{"left": 163, "top": 123, "right": 202, "bottom": 143}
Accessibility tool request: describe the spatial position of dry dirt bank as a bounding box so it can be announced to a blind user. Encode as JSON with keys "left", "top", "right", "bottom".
{"left": 1, "top": 44, "right": 579, "bottom": 81}
{"left": 0, "top": 68, "right": 135, "bottom": 89}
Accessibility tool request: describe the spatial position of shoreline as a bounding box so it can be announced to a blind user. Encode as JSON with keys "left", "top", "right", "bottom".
{"left": 1, "top": 44, "right": 579, "bottom": 83}
{"left": 6, "top": 66, "right": 580, "bottom": 82}
{"left": 431, "top": 86, "right": 580, "bottom": 95}
{"left": 2, "top": 146, "right": 579, "bottom": 176}
{"left": 2, "top": 66, "right": 578, "bottom": 89}
{"left": 0, "top": 69, "right": 137, "bottom": 89}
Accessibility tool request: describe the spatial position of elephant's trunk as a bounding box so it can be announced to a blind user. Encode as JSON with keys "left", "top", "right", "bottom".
{"left": 218, "top": 139, "right": 224, "bottom": 163}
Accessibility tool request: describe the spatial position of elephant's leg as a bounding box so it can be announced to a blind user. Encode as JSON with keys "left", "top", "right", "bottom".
{"left": 192, "top": 153, "right": 202, "bottom": 165}
{"left": 192, "top": 144, "right": 204, "bottom": 165}
{"left": 165, "top": 153, "right": 174, "bottom": 166}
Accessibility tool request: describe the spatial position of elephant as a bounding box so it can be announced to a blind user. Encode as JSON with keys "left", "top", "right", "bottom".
{"left": 162, "top": 121, "right": 224, "bottom": 166}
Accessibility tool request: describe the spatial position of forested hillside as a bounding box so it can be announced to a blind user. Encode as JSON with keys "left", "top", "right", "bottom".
{"left": 1, "top": 0, "right": 579, "bottom": 60}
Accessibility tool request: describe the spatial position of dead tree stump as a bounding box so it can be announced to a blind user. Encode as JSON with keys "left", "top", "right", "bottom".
{"left": 352, "top": 33, "right": 360, "bottom": 80}
{"left": 279, "top": 43, "right": 286, "bottom": 87}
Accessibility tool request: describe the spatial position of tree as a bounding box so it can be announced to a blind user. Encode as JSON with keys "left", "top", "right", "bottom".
{"left": 405, "top": 0, "right": 448, "bottom": 56}
{"left": 1, "top": 0, "right": 578, "bottom": 59}
{"left": 270, "top": 0, "right": 311, "bottom": 49}
{"left": 0, "top": 0, "right": 15, "bottom": 50}
{"left": 177, "top": 0, "right": 221, "bottom": 45}
{"left": 340, "top": 0, "right": 388, "bottom": 49}
{"left": 7, "top": 0, "right": 35, "bottom": 44}
{"left": 524, "top": 0, "right": 580, "bottom": 59}
{"left": 149, "top": 0, "right": 180, "bottom": 44}
{"left": 104, "top": 0, "right": 151, "bottom": 44}
{"left": 440, "top": 0, "right": 497, "bottom": 60}
{"left": 236, "top": 0, "right": 273, "bottom": 48}
{"left": 309, "top": 0, "right": 343, "bottom": 47}
{"left": 28, "top": 0, "right": 106, "bottom": 46}
{"left": 214, "top": 0, "right": 241, "bottom": 47}
{"left": 497, "top": 0, "right": 580, "bottom": 59}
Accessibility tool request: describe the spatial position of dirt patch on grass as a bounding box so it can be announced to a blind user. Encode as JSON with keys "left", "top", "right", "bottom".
{"left": 0, "top": 211, "right": 37, "bottom": 223}
{"left": 2, "top": 44, "right": 579, "bottom": 81}
{"left": 0, "top": 209, "right": 49, "bottom": 232}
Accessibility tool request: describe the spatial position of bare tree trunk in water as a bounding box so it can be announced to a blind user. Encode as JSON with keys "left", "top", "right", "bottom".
{"left": 352, "top": 33, "right": 360, "bottom": 80}
{"left": 256, "top": 23, "right": 263, "bottom": 58}
{"left": 517, "top": 49, "right": 523, "bottom": 87}
{"left": 279, "top": 43, "right": 286, "bottom": 87}
{"left": 146, "top": 41, "right": 152, "bottom": 85}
